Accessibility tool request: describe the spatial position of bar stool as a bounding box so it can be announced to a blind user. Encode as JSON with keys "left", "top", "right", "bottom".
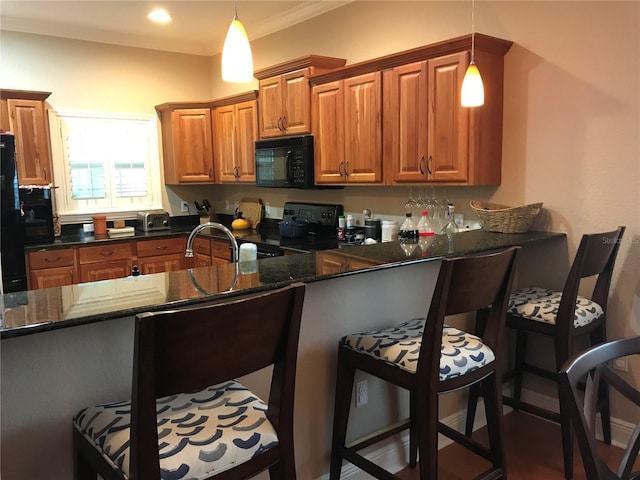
{"left": 329, "top": 247, "right": 520, "bottom": 480}
{"left": 559, "top": 335, "right": 640, "bottom": 480}
{"left": 72, "top": 283, "right": 305, "bottom": 480}
{"left": 466, "top": 226, "right": 625, "bottom": 480}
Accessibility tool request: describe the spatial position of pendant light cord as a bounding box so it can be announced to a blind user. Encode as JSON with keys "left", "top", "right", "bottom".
{"left": 471, "top": 0, "right": 476, "bottom": 63}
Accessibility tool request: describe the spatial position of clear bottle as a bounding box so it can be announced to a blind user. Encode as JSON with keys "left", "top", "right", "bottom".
{"left": 399, "top": 213, "right": 418, "bottom": 240}
{"left": 441, "top": 204, "right": 459, "bottom": 239}
{"left": 417, "top": 210, "right": 435, "bottom": 238}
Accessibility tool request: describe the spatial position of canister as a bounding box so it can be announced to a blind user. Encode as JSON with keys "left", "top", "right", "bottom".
{"left": 92, "top": 215, "right": 107, "bottom": 235}
{"left": 381, "top": 220, "right": 398, "bottom": 242}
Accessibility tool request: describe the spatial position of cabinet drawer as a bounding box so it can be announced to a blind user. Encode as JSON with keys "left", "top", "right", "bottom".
{"left": 192, "top": 236, "right": 211, "bottom": 256}
{"left": 78, "top": 242, "right": 134, "bottom": 264}
{"left": 28, "top": 248, "right": 75, "bottom": 269}
{"left": 211, "top": 239, "right": 231, "bottom": 261}
{"left": 137, "top": 237, "right": 185, "bottom": 258}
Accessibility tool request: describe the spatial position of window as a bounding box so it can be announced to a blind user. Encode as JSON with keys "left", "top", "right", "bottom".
{"left": 49, "top": 110, "right": 162, "bottom": 220}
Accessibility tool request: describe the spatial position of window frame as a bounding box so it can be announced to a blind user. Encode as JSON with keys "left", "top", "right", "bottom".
{"left": 48, "top": 110, "right": 163, "bottom": 223}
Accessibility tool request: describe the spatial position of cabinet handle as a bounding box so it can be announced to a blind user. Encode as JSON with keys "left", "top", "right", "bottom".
{"left": 45, "top": 256, "right": 61, "bottom": 262}
{"left": 277, "top": 117, "right": 284, "bottom": 131}
{"left": 427, "top": 155, "right": 433, "bottom": 175}
{"left": 234, "top": 166, "right": 240, "bottom": 179}
{"left": 281, "top": 116, "right": 287, "bottom": 131}
{"left": 155, "top": 245, "right": 167, "bottom": 250}
{"left": 338, "top": 161, "right": 344, "bottom": 177}
{"left": 100, "top": 250, "right": 114, "bottom": 257}
{"left": 344, "top": 161, "right": 350, "bottom": 177}
{"left": 43, "top": 168, "right": 47, "bottom": 180}
{"left": 209, "top": 166, "right": 213, "bottom": 179}
{"left": 419, "top": 156, "right": 425, "bottom": 175}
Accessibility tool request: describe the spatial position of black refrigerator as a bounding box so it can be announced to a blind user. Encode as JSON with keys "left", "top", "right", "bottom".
{"left": 1, "top": 133, "right": 27, "bottom": 293}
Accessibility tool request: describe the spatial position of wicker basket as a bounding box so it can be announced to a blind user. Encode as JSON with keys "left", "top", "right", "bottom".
{"left": 470, "top": 200, "right": 543, "bottom": 233}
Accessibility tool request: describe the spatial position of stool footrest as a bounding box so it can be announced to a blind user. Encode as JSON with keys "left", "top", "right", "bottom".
{"left": 346, "top": 418, "right": 411, "bottom": 452}
{"left": 438, "top": 422, "right": 495, "bottom": 462}
{"left": 341, "top": 448, "right": 400, "bottom": 480}
{"left": 503, "top": 395, "right": 561, "bottom": 423}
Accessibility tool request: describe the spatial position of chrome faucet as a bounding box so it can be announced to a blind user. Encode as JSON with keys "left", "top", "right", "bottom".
{"left": 185, "top": 222, "right": 239, "bottom": 263}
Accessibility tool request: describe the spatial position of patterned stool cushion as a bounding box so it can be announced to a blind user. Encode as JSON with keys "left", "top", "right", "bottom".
{"left": 341, "top": 318, "right": 495, "bottom": 380}
{"left": 73, "top": 380, "right": 278, "bottom": 480}
{"left": 508, "top": 287, "right": 604, "bottom": 328}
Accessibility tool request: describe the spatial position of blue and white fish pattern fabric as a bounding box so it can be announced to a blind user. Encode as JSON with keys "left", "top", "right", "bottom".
{"left": 73, "top": 380, "right": 278, "bottom": 480}
{"left": 341, "top": 318, "right": 495, "bottom": 380}
{"left": 507, "top": 287, "right": 603, "bottom": 328}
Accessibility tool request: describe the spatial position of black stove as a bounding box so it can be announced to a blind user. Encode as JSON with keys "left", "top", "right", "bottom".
{"left": 234, "top": 202, "right": 343, "bottom": 256}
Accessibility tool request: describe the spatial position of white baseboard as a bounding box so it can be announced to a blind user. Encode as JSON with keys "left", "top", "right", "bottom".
{"left": 317, "top": 389, "right": 637, "bottom": 480}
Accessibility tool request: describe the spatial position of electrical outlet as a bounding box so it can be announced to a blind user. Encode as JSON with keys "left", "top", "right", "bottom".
{"left": 180, "top": 201, "right": 189, "bottom": 213}
{"left": 355, "top": 380, "right": 368, "bottom": 407}
{"left": 613, "top": 356, "right": 628, "bottom": 372}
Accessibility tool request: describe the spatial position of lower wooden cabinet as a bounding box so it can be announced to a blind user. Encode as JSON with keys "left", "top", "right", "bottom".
{"left": 188, "top": 236, "right": 213, "bottom": 268}
{"left": 136, "top": 237, "right": 186, "bottom": 274}
{"left": 316, "top": 251, "right": 377, "bottom": 274}
{"left": 78, "top": 241, "right": 135, "bottom": 283}
{"left": 211, "top": 239, "right": 232, "bottom": 264}
{"left": 26, "top": 247, "right": 77, "bottom": 290}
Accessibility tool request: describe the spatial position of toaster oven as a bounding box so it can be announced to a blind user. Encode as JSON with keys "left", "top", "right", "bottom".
{"left": 136, "top": 211, "right": 170, "bottom": 231}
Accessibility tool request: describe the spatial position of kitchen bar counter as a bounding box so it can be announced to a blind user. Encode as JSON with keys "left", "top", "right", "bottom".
{"left": 2, "top": 230, "right": 564, "bottom": 339}
{"left": 2, "top": 229, "right": 568, "bottom": 480}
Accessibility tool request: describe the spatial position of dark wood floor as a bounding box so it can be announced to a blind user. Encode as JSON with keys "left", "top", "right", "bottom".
{"left": 395, "top": 410, "right": 634, "bottom": 480}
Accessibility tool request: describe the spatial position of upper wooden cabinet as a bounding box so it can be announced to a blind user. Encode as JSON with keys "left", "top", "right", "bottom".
{"left": 0, "top": 89, "right": 54, "bottom": 186}
{"left": 385, "top": 53, "right": 470, "bottom": 183}
{"left": 254, "top": 55, "right": 346, "bottom": 139}
{"left": 155, "top": 101, "right": 216, "bottom": 184}
{"left": 213, "top": 92, "right": 259, "bottom": 183}
{"left": 311, "top": 33, "right": 513, "bottom": 186}
{"left": 312, "top": 72, "right": 383, "bottom": 184}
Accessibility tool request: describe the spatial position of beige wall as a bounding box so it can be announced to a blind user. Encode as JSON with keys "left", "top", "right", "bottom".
{"left": 1, "top": 0, "right": 638, "bottom": 428}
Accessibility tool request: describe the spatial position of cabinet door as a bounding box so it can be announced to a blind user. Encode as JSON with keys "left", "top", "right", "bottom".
{"left": 213, "top": 105, "right": 237, "bottom": 182}
{"left": 171, "top": 108, "right": 214, "bottom": 183}
{"left": 343, "top": 72, "right": 383, "bottom": 183}
{"left": 427, "top": 52, "right": 469, "bottom": 182}
{"left": 312, "top": 81, "right": 345, "bottom": 184}
{"left": 281, "top": 68, "right": 311, "bottom": 136}
{"left": 6, "top": 99, "right": 52, "bottom": 185}
{"left": 30, "top": 266, "right": 75, "bottom": 289}
{"left": 386, "top": 61, "right": 430, "bottom": 183}
{"left": 80, "top": 259, "right": 133, "bottom": 283}
{"left": 258, "top": 76, "right": 284, "bottom": 138}
{"left": 235, "top": 100, "right": 258, "bottom": 182}
{"left": 138, "top": 253, "right": 184, "bottom": 275}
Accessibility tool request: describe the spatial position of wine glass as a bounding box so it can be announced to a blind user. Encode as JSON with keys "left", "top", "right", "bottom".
{"left": 404, "top": 188, "right": 417, "bottom": 216}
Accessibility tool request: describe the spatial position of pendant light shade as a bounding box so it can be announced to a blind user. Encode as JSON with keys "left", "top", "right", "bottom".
{"left": 461, "top": 61, "right": 484, "bottom": 107}
{"left": 221, "top": 12, "right": 253, "bottom": 83}
{"left": 461, "top": 0, "right": 484, "bottom": 107}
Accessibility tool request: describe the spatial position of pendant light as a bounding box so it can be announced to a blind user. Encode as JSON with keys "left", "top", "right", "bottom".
{"left": 461, "top": 0, "right": 484, "bottom": 107}
{"left": 221, "top": 1, "right": 254, "bottom": 83}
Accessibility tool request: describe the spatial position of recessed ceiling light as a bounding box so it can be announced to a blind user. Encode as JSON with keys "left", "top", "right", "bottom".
{"left": 147, "top": 9, "right": 172, "bottom": 24}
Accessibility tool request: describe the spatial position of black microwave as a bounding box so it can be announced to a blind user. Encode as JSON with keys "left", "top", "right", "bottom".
{"left": 255, "top": 135, "right": 316, "bottom": 189}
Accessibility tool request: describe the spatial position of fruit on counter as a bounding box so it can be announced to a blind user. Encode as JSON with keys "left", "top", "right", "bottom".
{"left": 231, "top": 211, "right": 251, "bottom": 230}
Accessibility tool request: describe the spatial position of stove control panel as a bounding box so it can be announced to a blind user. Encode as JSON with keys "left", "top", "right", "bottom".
{"left": 282, "top": 202, "right": 344, "bottom": 228}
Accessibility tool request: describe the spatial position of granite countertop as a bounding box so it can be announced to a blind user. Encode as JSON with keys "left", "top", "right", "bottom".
{"left": 2, "top": 230, "right": 565, "bottom": 339}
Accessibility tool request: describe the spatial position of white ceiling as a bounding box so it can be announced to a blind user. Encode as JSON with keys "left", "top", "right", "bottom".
{"left": 0, "top": 1, "right": 353, "bottom": 56}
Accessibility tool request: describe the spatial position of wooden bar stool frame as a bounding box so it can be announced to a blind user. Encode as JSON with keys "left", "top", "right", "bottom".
{"left": 329, "top": 247, "right": 520, "bottom": 480}
{"left": 72, "top": 283, "right": 306, "bottom": 480}
{"left": 467, "top": 226, "right": 626, "bottom": 480}
{"left": 559, "top": 335, "right": 640, "bottom": 480}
